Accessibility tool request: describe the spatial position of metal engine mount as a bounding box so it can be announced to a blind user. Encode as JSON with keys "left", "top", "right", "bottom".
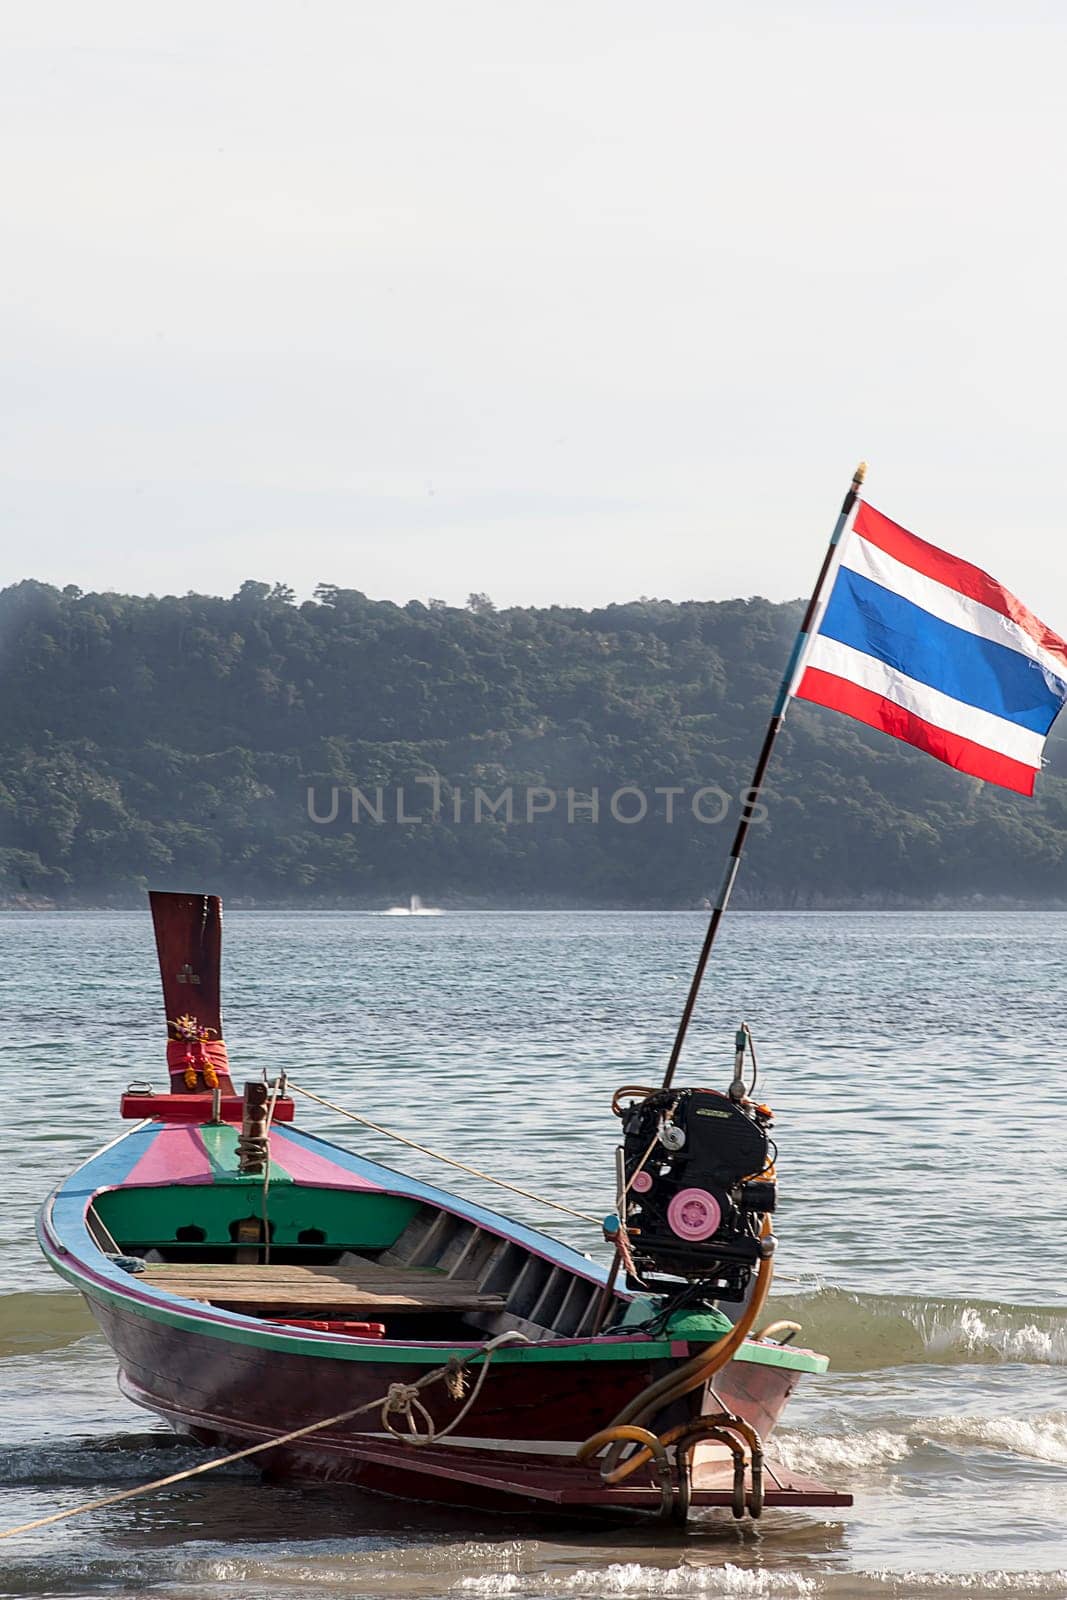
{"left": 619, "top": 1086, "right": 777, "bottom": 1301}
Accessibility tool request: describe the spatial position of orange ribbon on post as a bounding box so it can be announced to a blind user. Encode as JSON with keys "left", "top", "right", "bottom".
{"left": 166, "top": 1015, "right": 233, "bottom": 1093}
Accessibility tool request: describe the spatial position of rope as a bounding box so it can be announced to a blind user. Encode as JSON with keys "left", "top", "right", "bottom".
{"left": 0, "top": 1331, "right": 528, "bottom": 1542}
{"left": 287, "top": 1081, "right": 600, "bottom": 1226}
{"left": 380, "top": 1333, "right": 524, "bottom": 1446}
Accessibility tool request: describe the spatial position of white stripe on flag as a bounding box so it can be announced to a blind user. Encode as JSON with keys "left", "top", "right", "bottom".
{"left": 839, "top": 531, "right": 1067, "bottom": 690}
{"left": 804, "top": 635, "right": 1045, "bottom": 769}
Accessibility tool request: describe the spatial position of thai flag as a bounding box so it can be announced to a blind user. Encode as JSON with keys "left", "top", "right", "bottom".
{"left": 793, "top": 501, "right": 1067, "bottom": 796}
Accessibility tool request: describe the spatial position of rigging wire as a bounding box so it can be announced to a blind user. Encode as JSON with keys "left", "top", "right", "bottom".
{"left": 287, "top": 1081, "right": 601, "bottom": 1226}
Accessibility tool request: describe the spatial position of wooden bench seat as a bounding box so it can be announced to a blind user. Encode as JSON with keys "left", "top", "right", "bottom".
{"left": 139, "top": 1259, "right": 505, "bottom": 1315}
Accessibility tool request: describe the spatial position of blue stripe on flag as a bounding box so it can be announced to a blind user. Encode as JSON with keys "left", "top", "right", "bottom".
{"left": 819, "top": 568, "right": 1067, "bottom": 734}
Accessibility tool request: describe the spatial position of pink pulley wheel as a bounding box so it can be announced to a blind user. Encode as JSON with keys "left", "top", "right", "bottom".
{"left": 631, "top": 1170, "right": 653, "bottom": 1194}
{"left": 666, "top": 1187, "right": 722, "bottom": 1242}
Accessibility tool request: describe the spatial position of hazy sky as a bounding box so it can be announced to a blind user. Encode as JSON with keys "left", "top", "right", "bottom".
{"left": 4, "top": 3, "right": 1067, "bottom": 613}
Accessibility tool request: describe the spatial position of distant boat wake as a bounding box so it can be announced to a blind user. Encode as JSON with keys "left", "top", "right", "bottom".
{"left": 381, "top": 895, "right": 444, "bottom": 916}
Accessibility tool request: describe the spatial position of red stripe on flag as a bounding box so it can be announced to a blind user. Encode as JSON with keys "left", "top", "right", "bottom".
{"left": 854, "top": 502, "right": 1067, "bottom": 678}
{"left": 795, "top": 666, "right": 1038, "bottom": 795}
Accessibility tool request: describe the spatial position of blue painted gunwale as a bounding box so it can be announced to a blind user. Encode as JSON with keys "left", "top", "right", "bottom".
{"left": 38, "top": 1120, "right": 829, "bottom": 1376}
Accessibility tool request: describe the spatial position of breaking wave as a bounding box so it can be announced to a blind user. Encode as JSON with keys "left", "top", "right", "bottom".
{"left": 455, "top": 1573, "right": 1067, "bottom": 1599}
{"left": 458, "top": 1568, "right": 817, "bottom": 1596}
{"left": 0, "top": 1560, "right": 1062, "bottom": 1600}
{"left": 772, "top": 1429, "right": 911, "bottom": 1474}
{"left": 6, "top": 1550, "right": 1063, "bottom": 1600}
{"left": 763, "top": 1288, "right": 1067, "bottom": 1370}
{"left": 775, "top": 1408, "right": 1067, "bottom": 1477}
{"left": 920, "top": 1410, "right": 1067, "bottom": 1467}
{"left": 5, "top": 1287, "right": 1065, "bottom": 1370}
{"left": 0, "top": 1557, "right": 1064, "bottom": 1600}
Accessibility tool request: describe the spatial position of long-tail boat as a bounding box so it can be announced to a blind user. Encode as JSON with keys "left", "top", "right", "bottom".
{"left": 37, "top": 891, "right": 850, "bottom": 1522}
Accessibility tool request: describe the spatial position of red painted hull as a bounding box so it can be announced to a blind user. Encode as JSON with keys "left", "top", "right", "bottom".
{"left": 85, "top": 1291, "right": 843, "bottom": 1519}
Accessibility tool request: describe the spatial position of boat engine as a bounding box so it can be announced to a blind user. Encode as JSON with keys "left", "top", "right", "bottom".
{"left": 612, "top": 1045, "right": 777, "bottom": 1301}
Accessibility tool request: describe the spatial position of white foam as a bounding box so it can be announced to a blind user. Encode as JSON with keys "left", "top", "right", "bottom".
{"left": 922, "top": 1410, "right": 1067, "bottom": 1466}
{"left": 774, "top": 1408, "right": 1067, "bottom": 1477}
{"left": 459, "top": 1565, "right": 816, "bottom": 1597}
{"left": 922, "top": 1306, "right": 1067, "bottom": 1365}
{"left": 857, "top": 1569, "right": 1067, "bottom": 1596}
{"left": 773, "top": 1428, "right": 910, "bottom": 1474}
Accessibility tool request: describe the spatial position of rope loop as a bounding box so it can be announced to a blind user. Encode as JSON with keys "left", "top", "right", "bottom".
{"left": 381, "top": 1382, "right": 436, "bottom": 1443}
{"left": 235, "top": 1132, "right": 269, "bottom": 1168}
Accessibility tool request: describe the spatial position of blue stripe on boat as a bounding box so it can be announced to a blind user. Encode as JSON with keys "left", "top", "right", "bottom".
{"left": 820, "top": 568, "right": 1067, "bottom": 733}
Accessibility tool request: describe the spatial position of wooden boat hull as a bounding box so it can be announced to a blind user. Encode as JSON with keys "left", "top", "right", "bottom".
{"left": 38, "top": 1118, "right": 847, "bottom": 1520}
{"left": 100, "top": 1316, "right": 827, "bottom": 1516}
{"left": 90, "top": 1289, "right": 679, "bottom": 1458}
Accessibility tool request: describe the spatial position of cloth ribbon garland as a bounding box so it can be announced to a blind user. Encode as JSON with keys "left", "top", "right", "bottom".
{"left": 166, "top": 1014, "right": 230, "bottom": 1091}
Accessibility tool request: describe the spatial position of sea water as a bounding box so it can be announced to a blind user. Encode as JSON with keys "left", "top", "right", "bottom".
{"left": 1, "top": 909, "right": 1065, "bottom": 1599}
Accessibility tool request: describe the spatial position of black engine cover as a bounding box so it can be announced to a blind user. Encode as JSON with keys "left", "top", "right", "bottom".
{"left": 620, "top": 1087, "right": 773, "bottom": 1300}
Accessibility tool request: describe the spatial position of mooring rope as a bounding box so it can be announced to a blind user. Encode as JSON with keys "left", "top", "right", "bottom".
{"left": 287, "top": 1080, "right": 601, "bottom": 1225}
{"left": 0, "top": 1331, "right": 528, "bottom": 1542}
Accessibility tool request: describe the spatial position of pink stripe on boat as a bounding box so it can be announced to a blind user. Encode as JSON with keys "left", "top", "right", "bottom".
{"left": 269, "top": 1129, "right": 382, "bottom": 1190}
{"left": 125, "top": 1126, "right": 213, "bottom": 1187}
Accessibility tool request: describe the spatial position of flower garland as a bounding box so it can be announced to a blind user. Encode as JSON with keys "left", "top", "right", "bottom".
{"left": 168, "top": 1014, "right": 222, "bottom": 1090}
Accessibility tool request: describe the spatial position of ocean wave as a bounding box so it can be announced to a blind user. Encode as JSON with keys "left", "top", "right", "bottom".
{"left": 763, "top": 1288, "right": 1067, "bottom": 1370}
{"left": 458, "top": 1568, "right": 816, "bottom": 1596}
{"left": 841, "top": 1574, "right": 1067, "bottom": 1597}
{"left": 922, "top": 1411, "right": 1067, "bottom": 1467}
{"left": 775, "top": 1407, "right": 1067, "bottom": 1479}
{"left": 923, "top": 1306, "right": 1067, "bottom": 1366}
{"left": 772, "top": 1429, "right": 911, "bottom": 1474}
{"left": 0, "top": 1432, "right": 251, "bottom": 1488}
{"left": 2, "top": 1549, "right": 1064, "bottom": 1600}
{"left": 453, "top": 1568, "right": 1067, "bottom": 1600}
{"left": 6, "top": 1286, "right": 1065, "bottom": 1373}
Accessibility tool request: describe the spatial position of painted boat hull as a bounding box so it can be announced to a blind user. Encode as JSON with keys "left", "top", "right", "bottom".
{"left": 39, "top": 1118, "right": 846, "bottom": 1520}
{"left": 92, "top": 1295, "right": 816, "bottom": 1514}
{"left": 90, "top": 1288, "right": 678, "bottom": 1456}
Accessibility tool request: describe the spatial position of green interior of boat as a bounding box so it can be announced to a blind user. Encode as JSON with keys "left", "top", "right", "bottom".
{"left": 91, "top": 1181, "right": 612, "bottom": 1343}
{"left": 95, "top": 1184, "right": 421, "bottom": 1259}
{"left": 87, "top": 1183, "right": 824, "bottom": 1371}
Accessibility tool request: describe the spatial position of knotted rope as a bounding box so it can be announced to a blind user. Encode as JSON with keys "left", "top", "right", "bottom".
{"left": 0, "top": 1331, "right": 529, "bottom": 1542}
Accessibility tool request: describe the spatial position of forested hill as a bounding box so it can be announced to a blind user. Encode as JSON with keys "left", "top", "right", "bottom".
{"left": 2, "top": 577, "right": 1066, "bottom": 908}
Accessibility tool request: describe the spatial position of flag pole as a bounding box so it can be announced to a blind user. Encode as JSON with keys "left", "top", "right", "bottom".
{"left": 661, "top": 461, "right": 867, "bottom": 1089}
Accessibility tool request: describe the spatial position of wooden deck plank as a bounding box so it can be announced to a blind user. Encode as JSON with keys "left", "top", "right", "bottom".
{"left": 145, "top": 1283, "right": 497, "bottom": 1301}
{"left": 139, "top": 1260, "right": 506, "bottom": 1313}
{"left": 142, "top": 1276, "right": 489, "bottom": 1297}
{"left": 208, "top": 1292, "right": 498, "bottom": 1311}
{"left": 139, "top": 1262, "right": 451, "bottom": 1282}
{"left": 154, "top": 1289, "right": 501, "bottom": 1312}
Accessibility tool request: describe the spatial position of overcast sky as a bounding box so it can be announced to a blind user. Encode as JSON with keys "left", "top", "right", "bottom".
{"left": 3, "top": 3, "right": 1067, "bottom": 615}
